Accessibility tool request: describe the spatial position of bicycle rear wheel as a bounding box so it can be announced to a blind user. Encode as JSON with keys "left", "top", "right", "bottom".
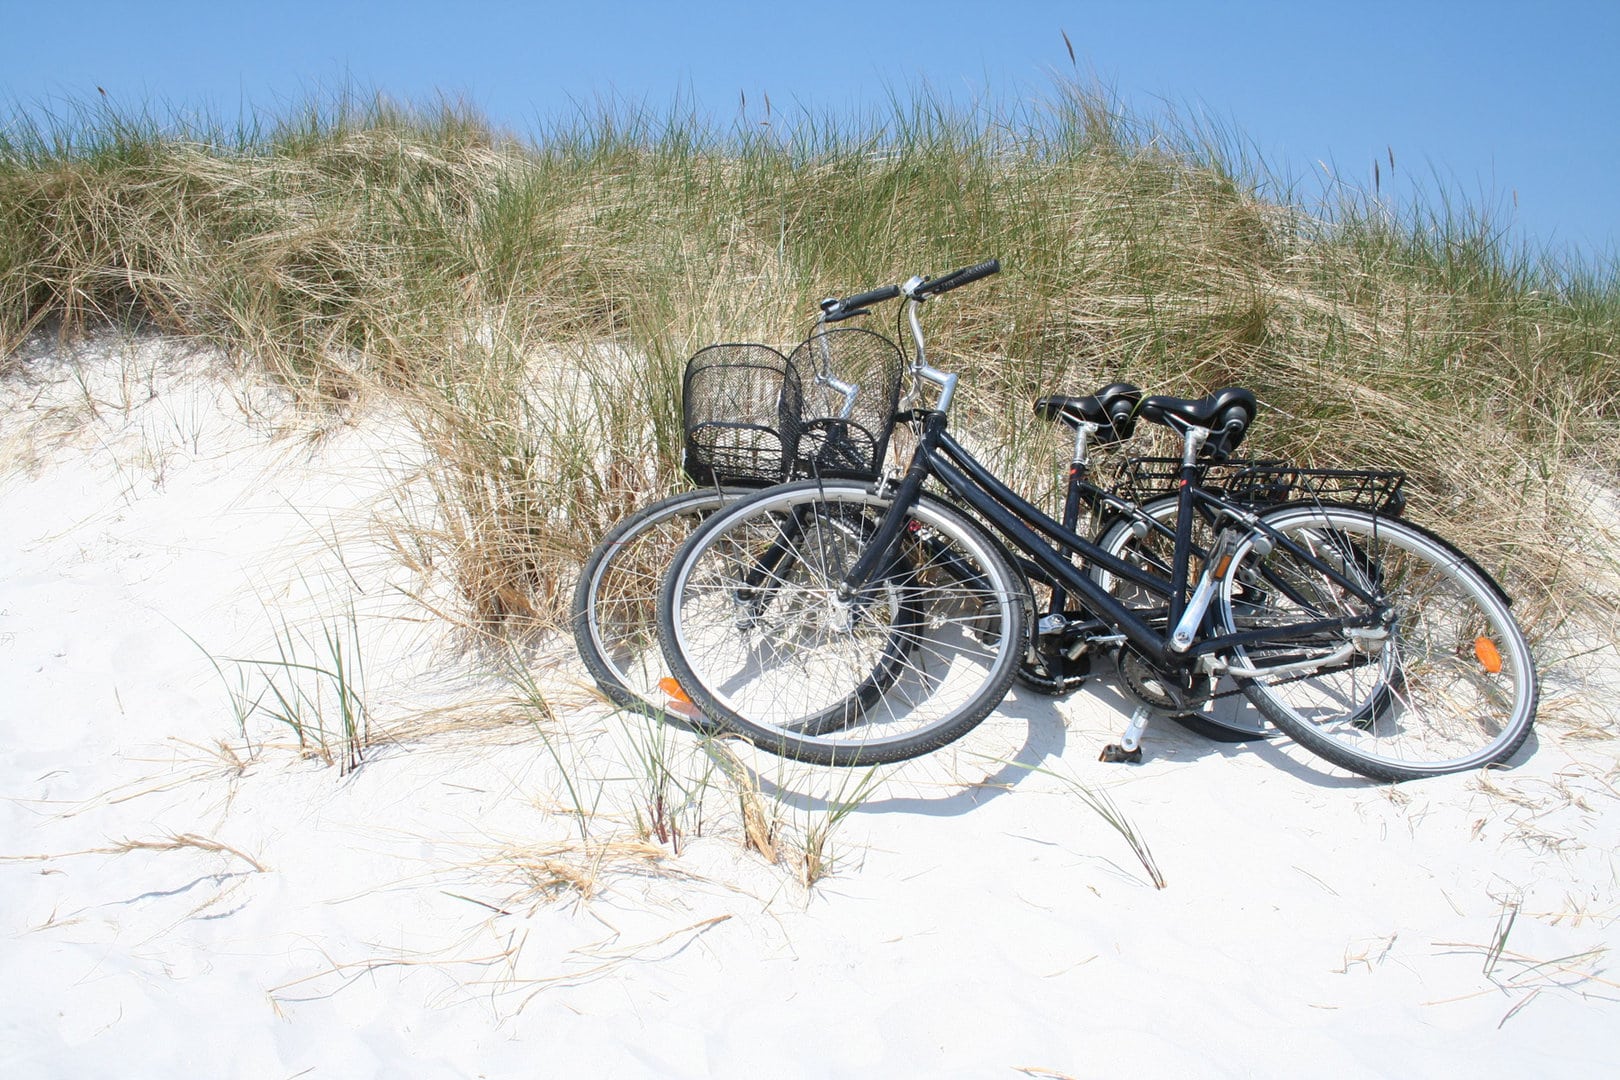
{"left": 657, "top": 479, "right": 1028, "bottom": 766}
{"left": 1216, "top": 504, "right": 1537, "bottom": 781}
{"left": 572, "top": 489, "right": 741, "bottom": 729}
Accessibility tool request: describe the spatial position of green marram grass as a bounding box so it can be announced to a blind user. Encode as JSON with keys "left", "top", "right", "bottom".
{"left": 3, "top": 83, "right": 1617, "bottom": 639}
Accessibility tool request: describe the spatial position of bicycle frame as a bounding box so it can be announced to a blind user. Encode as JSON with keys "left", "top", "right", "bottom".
{"left": 1019, "top": 414, "right": 1157, "bottom": 618}
{"left": 839, "top": 299, "right": 1391, "bottom": 676}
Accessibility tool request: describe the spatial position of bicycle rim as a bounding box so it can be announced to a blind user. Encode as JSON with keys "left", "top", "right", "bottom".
{"left": 659, "top": 481, "right": 1026, "bottom": 766}
{"left": 1218, "top": 505, "right": 1537, "bottom": 780}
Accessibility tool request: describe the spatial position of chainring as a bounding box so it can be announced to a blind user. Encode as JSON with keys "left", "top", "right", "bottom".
{"left": 1115, "top": 647, "right": 1210, "bottom": 716}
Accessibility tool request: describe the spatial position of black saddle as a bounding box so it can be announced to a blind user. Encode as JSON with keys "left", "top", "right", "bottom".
{"left": 1137, "top": 386, "right": 1258, "bottom": 459}
{"left": 1033, "top": 382, "right": 1142, "bottom": 444}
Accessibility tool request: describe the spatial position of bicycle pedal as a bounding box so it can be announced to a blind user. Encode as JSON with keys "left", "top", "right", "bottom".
{"left": 1099, "top": 743, "right": 1143, "bottom": 764}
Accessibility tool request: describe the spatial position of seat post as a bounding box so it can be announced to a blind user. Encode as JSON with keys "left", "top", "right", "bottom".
{"left": 1165, "top": 423, "right": 1212, "bottom": 629}
{"left": 1180, "top": 424, "right": 1210, "bottom": 466}
{"left": 1071, "top": 420, "right": 1097, "bottom": 468}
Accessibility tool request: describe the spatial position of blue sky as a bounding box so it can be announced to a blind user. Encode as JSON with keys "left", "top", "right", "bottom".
{"left": 3, "top": 0, "right": 1616, "bottom": 264}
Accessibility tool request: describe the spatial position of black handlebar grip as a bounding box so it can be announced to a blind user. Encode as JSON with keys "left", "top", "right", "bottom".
{"left": 925, "top": 258, "right": 1001, "bottom": 296}
{"left": 841, "top": 283, "right": 901, "bottom": 310}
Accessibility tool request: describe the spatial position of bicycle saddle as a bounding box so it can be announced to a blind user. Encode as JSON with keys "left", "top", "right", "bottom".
{"left": 1136, "top": 386, "right": 1258, "bottom": 458}
{"left": 1033, "top": 382, "right": 1142, "bottom": 443}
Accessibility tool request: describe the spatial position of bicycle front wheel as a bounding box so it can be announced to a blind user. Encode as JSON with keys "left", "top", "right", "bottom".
{"left": 1216, "top": 504, "right": 1537, "bottom": 781}
{"left": 572, "top": 488, "right": 745, "bottom": 729}
{"left": 657, "top": 479, "right": 1028, "bottom": 766}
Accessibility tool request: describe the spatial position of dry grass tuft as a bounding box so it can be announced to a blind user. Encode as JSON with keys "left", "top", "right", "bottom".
{"left": 3, "top": 831, "right": 269, "bottom": 873}
{"left": 492, "top": 839, "right": 669, "bottom": 906}
{"left": 705, "top": 738, "right": 781, "bottom": 863}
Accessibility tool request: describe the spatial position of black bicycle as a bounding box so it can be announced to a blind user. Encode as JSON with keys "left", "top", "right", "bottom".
{"left": 1021, "top": 428, "right": 1409, "bottom": 744}
{"left": 655, "top": 260, "right": 1537, "bottom": 782}
{"left": 571, "top": 283, "right": 906, "bottom": 726}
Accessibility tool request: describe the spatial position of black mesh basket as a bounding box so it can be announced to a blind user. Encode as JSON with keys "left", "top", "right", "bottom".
{"left": 681, "top": 329, "right": 904, "bottom": 486}
{"left": 786, "top": 327, "right": 904, "bottom": 480}
{"left": 681, "top": 343, "right": 801, "bottom": 486}
{"left": 1113, "top": 456, "right": 1406, "bottom": 515}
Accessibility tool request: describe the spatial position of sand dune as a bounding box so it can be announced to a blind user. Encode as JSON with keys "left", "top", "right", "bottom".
{"left": 3, "top": 336, "right": 1617, "bottom": 1077}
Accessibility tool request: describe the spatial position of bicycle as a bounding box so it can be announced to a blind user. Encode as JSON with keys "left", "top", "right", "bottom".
{"left": 1031, "top": 443, "right": 1409, "bottom": 742}
{"left": 655, "top": 259, "right": 1538, "bottom": 782}
{"left": 570, "top": 282, "right": 906, "bottom": 727}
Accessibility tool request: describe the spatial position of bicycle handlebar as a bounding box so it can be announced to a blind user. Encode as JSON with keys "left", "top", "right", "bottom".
{"left": 913, "top": 258, "right": 1000, "bottom": 298}
{"left": 823, "top": 259, "right": 999, "bottom": 322}
{"left": 819, "top": 283, "right": 903, "bottom": 323}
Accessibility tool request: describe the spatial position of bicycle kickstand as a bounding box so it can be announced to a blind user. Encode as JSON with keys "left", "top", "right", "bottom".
{"left": 1099, "top": 705, "right": 1150, "bottom": 764}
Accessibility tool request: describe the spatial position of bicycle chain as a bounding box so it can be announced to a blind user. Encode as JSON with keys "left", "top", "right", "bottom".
{"left": 1205, "top": 658, "right": 1375, "bottom": 699}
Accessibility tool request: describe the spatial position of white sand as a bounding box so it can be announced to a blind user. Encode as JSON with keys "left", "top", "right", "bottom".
{"left": 3, "top": 335, "right": 1618, "bottom": 1078}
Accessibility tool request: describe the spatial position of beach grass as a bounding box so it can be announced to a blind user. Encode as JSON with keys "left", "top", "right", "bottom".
{"left": 3, "top": 80, "right": 1616, "bottom": 640}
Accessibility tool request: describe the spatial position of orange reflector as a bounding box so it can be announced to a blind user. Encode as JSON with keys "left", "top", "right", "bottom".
{"left": 658, "top": 676, "right": 694, "bottom": 705}
{"left": 1474, "top": 637, "right": 1503, "bottom": 674}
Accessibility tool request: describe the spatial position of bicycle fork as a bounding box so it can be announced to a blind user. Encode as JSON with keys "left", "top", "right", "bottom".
{"left": 834, "top": 421, "right": 940, "bottom": 603}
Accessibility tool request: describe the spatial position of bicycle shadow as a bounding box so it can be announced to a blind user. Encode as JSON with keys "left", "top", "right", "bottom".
{"left": 712, "top": 654, "right": 1506, "bottom": 815}
{"left": 729, "top": 686, "right": 1069, "bottom": 818}
{"left": 1053, "top": 671, "right": 1379, "bottom": 791}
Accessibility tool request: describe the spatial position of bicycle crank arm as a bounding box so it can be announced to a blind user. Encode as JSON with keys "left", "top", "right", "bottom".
{"left": 1170, "top": 571, "right": 1219, "bottom": 651}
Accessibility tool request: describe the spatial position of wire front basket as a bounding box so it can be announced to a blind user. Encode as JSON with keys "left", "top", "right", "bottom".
{"left": 681, "top": 328, "right": 903, "bottom": 486}
{"left": 682, "top": 344, "right": 799, "bottom": 486}
{"left": 1113, "top": 456, "right": 1407, "bottom": 515}
{"left": 786, "top": 327, "right": 904, "bottom": 481}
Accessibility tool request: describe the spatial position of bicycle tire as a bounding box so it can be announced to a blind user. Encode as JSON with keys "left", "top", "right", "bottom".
{"left": 657, "top": 479, "right": 1029, "bottom": 766}
{"left": 1216, "top": 504, "right": 1537, "bottom": 781}
{"left": 1092, "top": 495, "right": 1271, "bottom": 741}
{"left": 571, "top": 488, "right": 743, "bottom": 730}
